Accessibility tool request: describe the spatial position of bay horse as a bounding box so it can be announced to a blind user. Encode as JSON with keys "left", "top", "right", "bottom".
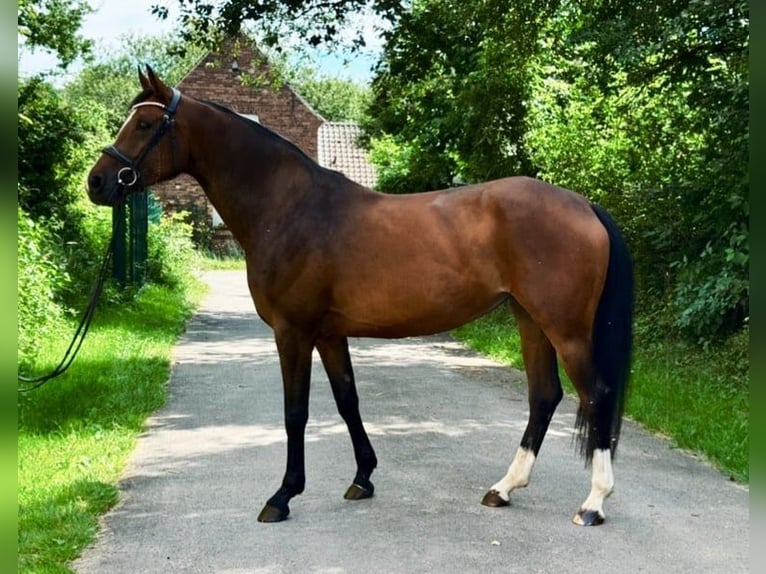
{"left": 87, "top": 66, "right": 633, "bottom": 526}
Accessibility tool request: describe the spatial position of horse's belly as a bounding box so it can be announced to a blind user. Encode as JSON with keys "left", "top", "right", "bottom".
{"left": 323, "top": 281, "right": 507, "bottom": 338}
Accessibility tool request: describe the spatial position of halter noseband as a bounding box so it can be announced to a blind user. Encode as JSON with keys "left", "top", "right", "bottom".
{"left": 102, "top": 88, "right": 182, "bottom": 192}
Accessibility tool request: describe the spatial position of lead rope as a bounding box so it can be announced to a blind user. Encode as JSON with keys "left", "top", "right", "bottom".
{"left": 17, "top": 211, "right": 124, "bottom": 392}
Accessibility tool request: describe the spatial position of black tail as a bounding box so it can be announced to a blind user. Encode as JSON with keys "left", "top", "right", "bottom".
{"left": 576, "top": 203, "right": 634, "bottom": 462}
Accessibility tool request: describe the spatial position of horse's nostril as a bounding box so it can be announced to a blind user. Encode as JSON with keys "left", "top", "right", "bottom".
{"left": 88, "top": 173, "right": 103, "bottom": 191}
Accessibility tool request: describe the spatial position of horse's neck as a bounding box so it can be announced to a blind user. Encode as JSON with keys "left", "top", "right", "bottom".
{"left": 184, "top": 107, "right": 317, "bottom": 241}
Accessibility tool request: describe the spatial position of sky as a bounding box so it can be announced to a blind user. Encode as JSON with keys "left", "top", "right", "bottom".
{"left": 18, "top": 0, "right": 382, "bottom": 84}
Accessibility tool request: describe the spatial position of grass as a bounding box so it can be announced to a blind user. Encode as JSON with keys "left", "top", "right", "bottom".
{"left": 452, "top": 307, "right": 749, "bottom": 483}
{"left": 17, "top": 280, "right": 206, "bottom": 573}
{"left": 198, "top": 251, "right": 246, "bottom": 271}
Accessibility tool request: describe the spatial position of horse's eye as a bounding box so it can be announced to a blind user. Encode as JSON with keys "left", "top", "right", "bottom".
{"left": 137, "top": 120, "right": 151, "bottom": 131}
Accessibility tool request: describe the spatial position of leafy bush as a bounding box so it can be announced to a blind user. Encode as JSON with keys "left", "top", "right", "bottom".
{"left": 146, "top": 212, "right": 199, "bottom": 289}
{"left": 176, "top": 201, "right": 214, "bottom": 252}
{"left": 55, "top": 204, "right": 114, "bottom": 308}
{"left": 368, "top": 135, "right": 416, "bottom": 193}
{"left": 17, "top": 205, "right": 70, "bottom": 368}
{"left": 367, "top": 133, "right": 456, "bottom": 193}
{"left": 671, "top": 237, "right": 749, "bottom": 346}
{"left": 522, "top": 5, "right": 748, "bottom": 345}
{"left": 365, "top": 0, "right": 748, "bottom": 348}
{"left": 18, "top": 74, "right": 118, "bottom": 309}
{"left": 18, "top": 77, "right": 106, "bottom": 237}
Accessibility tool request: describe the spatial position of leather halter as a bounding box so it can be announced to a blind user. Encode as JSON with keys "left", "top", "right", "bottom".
{"left": 101, "top": 88, "right": 182, "bottom": 192}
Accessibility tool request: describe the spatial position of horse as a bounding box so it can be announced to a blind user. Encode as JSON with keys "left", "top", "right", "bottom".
{"left": 87, "top": 66, "right": 633, "bottom": 526}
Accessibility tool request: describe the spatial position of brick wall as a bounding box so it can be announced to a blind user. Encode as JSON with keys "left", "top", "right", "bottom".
{"left": 151, "top": 37, "right": 324, "bottom": 254}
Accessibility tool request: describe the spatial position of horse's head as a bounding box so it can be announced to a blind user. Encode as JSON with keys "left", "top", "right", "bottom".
{"left": 87, "top": 66, "right": 185, "bottom": 206}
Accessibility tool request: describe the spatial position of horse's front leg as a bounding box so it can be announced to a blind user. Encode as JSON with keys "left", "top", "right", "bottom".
{"left": 316, "top": 336, "right": 378, "bottom": 500}
{"left": 257, "top": 327, "right": 314, "bottom": 523}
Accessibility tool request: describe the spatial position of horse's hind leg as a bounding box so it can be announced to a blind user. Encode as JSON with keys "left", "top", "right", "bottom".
{"left": 316, "top": 336, "right": 378, "bottom": 500}
{"left": 482, "top": 308, "right": 562, "bottom": 507}
{"left": 557, "top": 340, "right": 615, "bottom": 526}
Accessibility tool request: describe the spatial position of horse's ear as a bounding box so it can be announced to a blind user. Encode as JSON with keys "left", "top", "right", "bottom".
{"left": 144, "top": 65, "right": 173, "bottom": 101}
{"left": 138, "top": 66, "right": 151, "bottom": 90}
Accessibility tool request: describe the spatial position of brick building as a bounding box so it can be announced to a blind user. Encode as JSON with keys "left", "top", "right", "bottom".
{"left": 152, "top": 37, "right": 376, "bottom": 254}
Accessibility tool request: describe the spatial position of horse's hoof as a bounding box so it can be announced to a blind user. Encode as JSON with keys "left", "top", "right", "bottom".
{"left": 572, "top": 509, "right": 605, "bottom": 526}
{"left": 344, "top": 482, "right": 374, "bottom": 500}
{"left": 257, "top": 503, "right": 290, "bottom": 523}
{"left": 481, "top": 490, "right": 510, "bottom": 507}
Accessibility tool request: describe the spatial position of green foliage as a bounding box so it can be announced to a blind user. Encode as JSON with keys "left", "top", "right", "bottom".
{"left": 367, "top": 0, "right": 748, "bottom": 346}
{"left": 365, "top": 0, "right": 555, "bottom": 189}
{"left": 523, "top": 0, "right": 748, "bottom": 344}
{"left": 367, "top": 134, "right": 411, "bottom": 193}
{"left": 18, "top": 30, "right": 205, "bottom": 369}
{"left": 17, "top": 75, "right": 114, "bottom": 311}
{"left": 671, "top": 237, "right": 749, "bottom": 346}
{"left": 17, "top": 74, "right": 119, "bottom": 372}
{"left": 17, "top": 78, "right": 91, "bottom": 227}
{"left": 367, "top": 133, "right": 453, "bottom": 193}
{"left": 179, "top": 201, "right": 215, "bottom": 252}
{"left": 288, "top": 66, "right": 371, "bottom": 122}
{"left": 18, "top": 0, "right": 93, "bottom": 69}
{"left": 63, "top": 33, "right": 206, "bottom": 132}
{"left": 17, "top": 206, "right": 69, "bottom": 369}
{"left": 60, "top": 207, "right": 115, "bottom": 311}
{"left": 146, "top": 212, "right": 200, "bottom": 289}
{"left": 154, "top": 0, "right": 405, "bottom": 54}
{"left": 16, "top": 23, "right": 208, "bottom": 574}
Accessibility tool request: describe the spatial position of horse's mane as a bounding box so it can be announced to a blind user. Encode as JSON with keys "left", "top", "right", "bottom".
{"left": 201, "top": 98, "right": 319, "bottom": 167}
{"left": 130, "top": 86, "right": 344, "bottom": 181}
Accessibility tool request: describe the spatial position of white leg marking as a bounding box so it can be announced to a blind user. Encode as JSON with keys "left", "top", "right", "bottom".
{"left": 573, "top": 448, "right": 614, "bottom": 524}
{"left": 489, "top": 447, "right": 537, "bottom": 502}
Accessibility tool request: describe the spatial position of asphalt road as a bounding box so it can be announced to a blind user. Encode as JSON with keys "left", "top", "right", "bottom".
{"left": 74, "top": 270, "right": 749, "bottom": 574}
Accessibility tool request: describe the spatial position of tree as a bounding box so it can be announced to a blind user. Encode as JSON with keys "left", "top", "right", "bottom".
{"left": 63, "top": 33, "right": 206, "bottom": 132}
{"left": 364, "top": 0, "right": 559, "bottom": 191}
{"left": 286, "top": 66, "right": 370, "bottom": 122}
{"left": 524, "top": 0, "right": 748, "bottom": 343}
{"left": 18, "top": 0, "right": 93, "bottom": 69}
{"left": 361, "top": 0, "right": 748, "bottom": 342}
{"left": 17, "top": 0, "right": 100, "bottom": 245}
{"left": 17, "top": 77, "right": 97, "bottom": 225}
{"left": 153, "top": 0, "right": 404, "bottom": 53}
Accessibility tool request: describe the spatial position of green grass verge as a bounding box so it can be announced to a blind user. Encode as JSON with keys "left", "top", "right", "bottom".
{"left": 452, "top": 308, "right": 749, "bottom": 483}
{"left": 18, "top": 280, "right": 206, "bottom": 573}
{"left": 198, "top": 252, "right": 246, "bottom": 271}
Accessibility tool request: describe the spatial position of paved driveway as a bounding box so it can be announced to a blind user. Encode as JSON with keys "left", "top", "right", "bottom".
{"left": 74, "top": 270, "right": 749, "bottom": 574}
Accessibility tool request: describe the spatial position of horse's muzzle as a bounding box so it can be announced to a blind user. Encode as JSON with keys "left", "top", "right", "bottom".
{"left": 86, "top": 170, "right": 121, "bottom": 206}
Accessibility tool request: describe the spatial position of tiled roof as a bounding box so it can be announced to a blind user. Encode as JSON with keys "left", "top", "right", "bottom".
{"left": 317, "top": 122, "right": 377, "bottom": 190}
